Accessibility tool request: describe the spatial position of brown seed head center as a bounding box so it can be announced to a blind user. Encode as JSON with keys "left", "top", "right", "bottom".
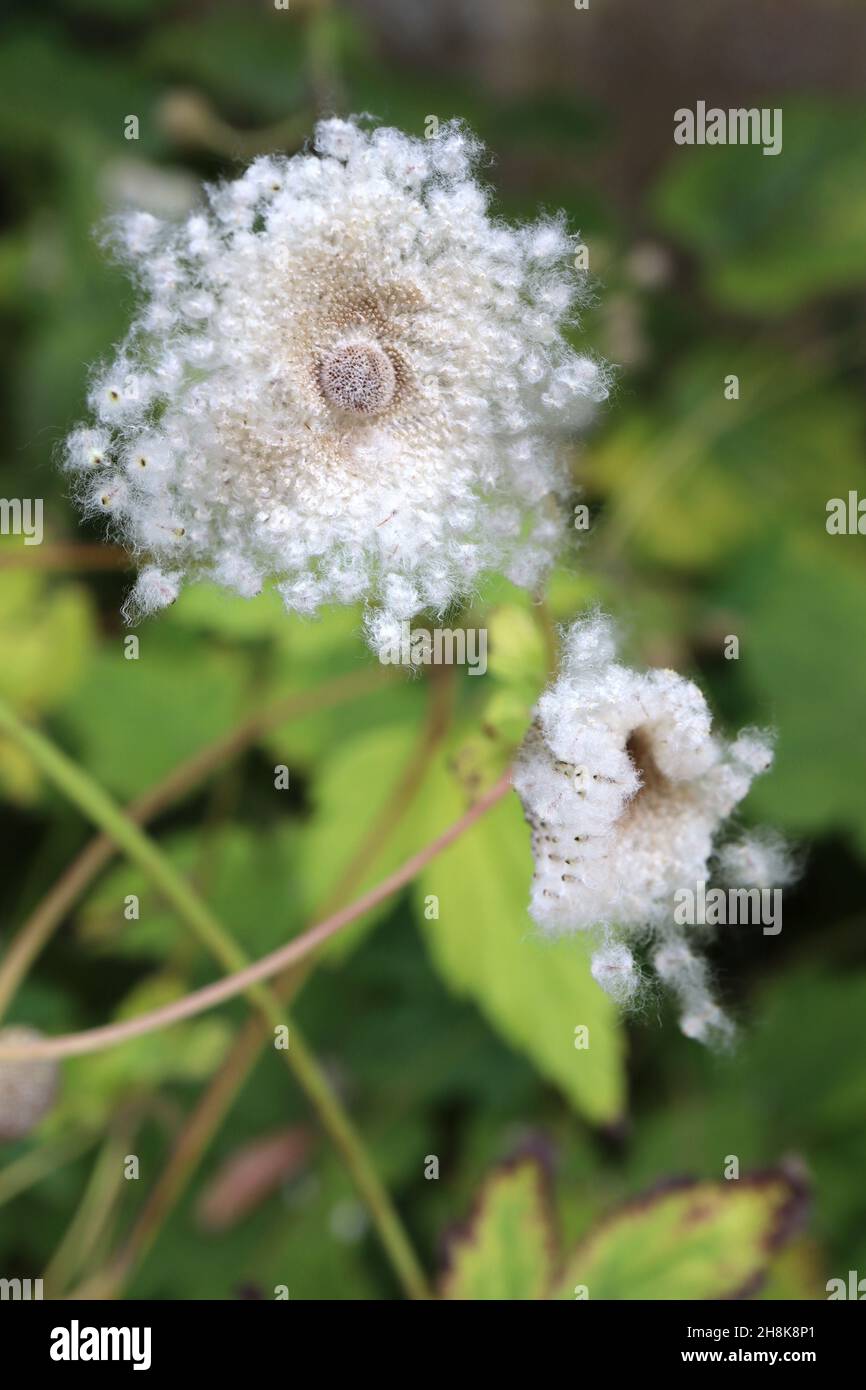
{"left": 317, "top": 341, "right": 396, "bottom": 416}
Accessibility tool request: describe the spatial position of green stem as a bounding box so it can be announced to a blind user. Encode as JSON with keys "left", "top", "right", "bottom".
{"left": 0, "top": 666, "right": 390, "bottom": 1023}
{"left": 0, "top": 697, "right": 430, "bottom": 1301}
{"left": 306, "top": 0, "right": 343, "bottom": 116}
{"left": 74, "top": 678, "right": 454, "bottom": 1300}
{"left": 44, "top": 1116, "right": 136, "bottom": 1296}
{"left": 0, "top": 1132, "right": 97, "bottom": 1208}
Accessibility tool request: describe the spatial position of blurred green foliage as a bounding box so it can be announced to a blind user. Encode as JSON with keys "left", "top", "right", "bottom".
{"left": 1, "top": 0, "right": 865, "bottom": 1300}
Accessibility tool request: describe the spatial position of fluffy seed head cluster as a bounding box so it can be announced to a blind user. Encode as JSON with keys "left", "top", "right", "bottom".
{"left": 0, "top": 1026, "right": 59, "bottom": 1142}
{"left": 513, "top": 613, "right": 788, "bottom": 1044}
{"left": 63, "top": 118, "right": 607, "bottom": 644}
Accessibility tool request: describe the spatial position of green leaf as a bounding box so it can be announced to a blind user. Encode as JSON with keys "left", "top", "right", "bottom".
{"left": 729, "top": 968, "right": 866, "bottom": 1144}
{"left": 0, "top": 570, "right": 95, "bottom": 714}
{"left": 166, "top": 581, "right": 291, "bottom": 642}
{"left": 551, "top": 1170, "right": 806, "bottom": 1300}
{"left": 168, "top": 593, "right": 419, "bottom": 766}
{"left": 653, "top": 103, "right": 866, "bottom": 314}
{"left": 58, "top": 632, "right": 249, "bottom": 799}
{"left": 481, "top": 604, "right": 549, "bottom": 742}
{"left": 717, "top": 537, "right": 866, "bottom": 855}
{"left": 301, "top": 721, "right": 433, "bottom": 960}
{"left": 486, "top": 605, "right": 548, "bottom": 694}
{"left": 588, "top": 348, "right": 864, "bottom": 573}
{"left": 77, "top": 823, "right": 302, "bottom": 963}
{"left": 49, "top": 974, "right": 232, "bottom": 1133}
{"left": 142, "top": 11, "right": 310, "bottom": 120}
{"left": 0, "top": 31, "right": 161, "bottom": 155}
{"left": 414, "top": 761, "right": 626, "bottom": 1125}
{"left": 258, "top": 605, "right": 420, "bottom": 768}
{"left": 0, "top": 568, "right": 95, "bottom": 802}
{"left": 440, "top": 1158, "right": 555, "bottom": 1300}
{"left": 759, "top": 1239, "right": 826, "bottom": 1302}
{"left": 623, "top": 967, "right": 866, "bottom": 1278}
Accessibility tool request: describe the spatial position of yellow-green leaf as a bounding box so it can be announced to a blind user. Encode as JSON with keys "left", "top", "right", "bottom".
{"left": 551, "top": 1171, "right": 807, "bottom": 1300}
{"left": 414, "top": 759, "right": 626, "bottom": 1125}
{"left": 441, "top": 1159, "right": 555, "bottom": 1300}
{"left": 301, "top": 722, "right": 434, "bottom": 960}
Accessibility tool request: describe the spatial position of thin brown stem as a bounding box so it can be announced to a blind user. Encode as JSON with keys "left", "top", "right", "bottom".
{"left": 0, "top": 773, "right": 512, "bottom": 1063}
{"left": 0, "top": 543, "right": 130, "bottom": 571}
{"left": 535, "top": 596, "right": 560, "bottom": 680}
{"left": 44, "top": 1109, "right": 140, "bottom": 1297}
{"left": 317, "top": 665, "right": 455, "bottom": 917}
{"left": 73, "top": 1017, "right": 271, "bottom": 1300}
{"left": 70, "top": 672, "right": 455, "bottom": 1298}
{"left": 0, "top": 666, "right": 391, "bottom": 1021}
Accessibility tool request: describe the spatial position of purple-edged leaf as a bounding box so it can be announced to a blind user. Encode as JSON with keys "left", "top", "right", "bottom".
{"left": 440, "top": 1159, "right": 556, "bottom": 1301}
{"left": 551, "top": 1169, "right": 808, "bottom": 1300}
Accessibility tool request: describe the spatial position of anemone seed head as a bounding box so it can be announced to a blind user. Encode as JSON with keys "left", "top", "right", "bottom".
{"left": 63, "top": 118, "right": 608, "bottom": 647}
{"left": 513, "top": 613, "right": 783, "bottom": 1045}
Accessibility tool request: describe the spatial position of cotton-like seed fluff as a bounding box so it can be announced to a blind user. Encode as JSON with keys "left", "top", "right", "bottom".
{"left": 513, "top": 612, "right": 785, "bottom": 1044}
{"left": 62, "top": 118, "right": 609, "bottom": 650}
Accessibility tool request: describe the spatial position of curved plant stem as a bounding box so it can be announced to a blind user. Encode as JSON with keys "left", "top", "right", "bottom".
{"left": 0, "top": 695, "right": 430, "bottom": 1301}
{"left": 0, "top": 543, "right": 130, "bottom": 571}
{"left": 158, "top": 90, "right": 314, "bottom": 162}
{"left": 0, "top": 666, "right": 390, "bottom": 1021}
{"left": 72, "top": 1015, "right": 274, "bottom": 1300}
{"left": 44, "top": 1110, "right": 139, "bottom": 1297}
{"left": 534, "top": 596, "right": 560, "bottom": 680}
{"left": 0, "top": 771, "right": 511, "bottom": 1060}
{"left": 306, "top": 0, "right": 344, "bottom": 117}
{"left": 317, "top": 664, "right": 455, "bottom": 918}
{"left": 71, "top": 672, "right": 456, "bottom": 1299}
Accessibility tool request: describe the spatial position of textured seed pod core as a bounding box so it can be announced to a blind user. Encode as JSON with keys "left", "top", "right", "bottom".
{"left": 622, "top": 727, "right": 669, "bottom": 817}
{"left": 0, "top": 1027, "right": 59, "bottom": 1142}
{"left": 317, "top": 341, "right": 397, "bottom": 416}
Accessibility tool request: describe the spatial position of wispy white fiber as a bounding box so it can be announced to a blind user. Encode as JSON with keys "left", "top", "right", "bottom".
{"left": 63, "top": 118, "right": 607, "bottom": 645}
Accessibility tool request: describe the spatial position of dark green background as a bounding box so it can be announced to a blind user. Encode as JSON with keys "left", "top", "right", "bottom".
{"left": 1, "top": 0, "right": 865, "bottom": 1299}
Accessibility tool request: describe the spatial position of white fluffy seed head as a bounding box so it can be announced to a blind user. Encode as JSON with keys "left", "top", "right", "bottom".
{"left": 513, "top": 613, "right": 774, "bottom": 935}
{"left": 652, "top": 941, "right": 705, "bottom": 990}
{"left": 679, "top": 1004, "right": 735, "bottom": 1048}
{"left": 716, "top": 829, "right": 796, "bottom": 890}
{"left": 63, "top": 117, "right": 608, "bottom": 640}
{"left": 0, "top": 1027, "right": 59, "bottom": 1142}
{"left": 64, "top": 427, "right": 110, "bottom": 472}
{"left": 514, "top": 613, "right": 780, "bottom": 1047}
{"left": 590, "top": 943, "right": 640, "bottom": 1004}
{"left": 650, "top": 941, "right": 734, "bottom": 1046}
